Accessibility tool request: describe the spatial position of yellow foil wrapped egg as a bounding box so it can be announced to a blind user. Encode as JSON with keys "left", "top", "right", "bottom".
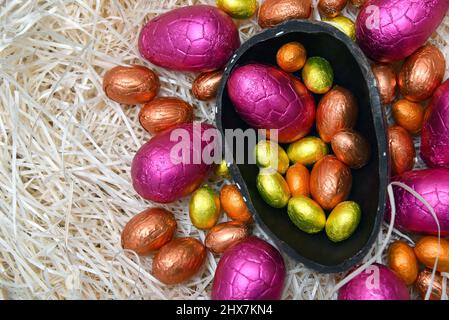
{"left": 323, "top": 16, "right": 356, "bottom": 41}
{"left": 287, "top": 136, "right": 329, "bottom": 166}
{"left": 255, "top": 140, "right": 290, "bottom": 174}
{"left": 276, "top": 42, "right": 307, "bottom": 73}
{"left": 287, "top": 196, "right": 326, "bottom": 234}
{"left": 214, "top": 159, "right": 231, "bottom": 179}
{"left": 189, "top": 185, "right": 221, "bottom": 230}
{"left": 217, "top": 0, "right": 258, "bottom": 19}
{"left": 256, "top": 171, "right": 291, "bottom": 208}
{"left": 302, "top": 57, "right": 334, "bottom": 94}
{"left": 325, "top": 201, "right": 361, "bottom": 242}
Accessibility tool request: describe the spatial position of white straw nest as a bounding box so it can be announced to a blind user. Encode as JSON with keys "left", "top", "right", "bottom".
{"left": 0, "top": 0, "right": 448, "bottom": 300}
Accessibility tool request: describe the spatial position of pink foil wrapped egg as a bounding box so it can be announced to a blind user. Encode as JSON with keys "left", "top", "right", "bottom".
{"left": 138, "top": 5, "right": 240, "bottom": 72}
{"left": 386, "top": 169, "right": 449, "bottom": 236}
{"left": 211, "top": 237, "right": 286, "bottom": 300}
{"left": 227, "top": 64, "right": 316, "bottom": 143}
{"left": 131, "top": 122, "right": 216, "bottom": 203}
{"left": 338, "top": 264, "right": 410, "bottom": 300}
{"left": 421, "top": 80, "right": 449, "bottom": 168}
{"left": 356, "top": 0, "right": 449, "bottom": 62}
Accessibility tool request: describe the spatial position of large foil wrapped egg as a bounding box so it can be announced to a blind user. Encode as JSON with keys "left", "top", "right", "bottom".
{"left": 414, "top": 236, "right": 449, "bottom": 272}
{"left": 258, "top": 0, "right": 312, "bottom": 28}
{"left": 205, "top": 221, "right": 251, "bottom": 254}
{"left": 256, "top": 171, "right": 291, "bottom": 208}
{"left": 227, "top": 63, "right": 315, "bottom": 143}
{"left": 318, "top": 0, "right": 347, "bottom": 18}
{"left": 192, "top": 70, "right": 224, "bottom": 101}
{"left": 276, "top": 42, "right": 307, "bottom": 73}
{"left": 388, "top": 126, "right": 415, "bottom": 176}
{"left": 287, "top": 136, "right": 329, "bottom": 166}
{"left": 255, "top": 140, "right": 289, "bottom": 174}
{"left": 388, "top": 240, "right": 419, "bottom": 285}
{"left": 371, "top": 64, "right": 397, "bottom": 105}
{"left": 217, "top": 0, "right": 258, "bottom": 19}
{"left": 189, "top": 185, "right": 221, "bottom": 230}
{"left": 138, "top": 5, "right": 240, "bottom": 72}
{"left": 331, "top": 130, "right": 371, "bottom": 169}
{"left": 220, "top": 184, "right": 253, "bottom": 223}
{"left": 325, "top": 201, "right": 361, "bottom": 242}
{"left": 287, "top": 196, "right": 326, "bottom": 234}
{"left": 302, "top": 57, "right": 334, "bottom": 94}
{"left": 211, "top": 237, "right": 286, "bottom": 300}
{"left": 416, "top": 269, "right": 448, "bottom": 300}
{"left": 391, "top": 99, "right": 424, "bottom": 135}
{"left": 286, "top": 163, "right": 310, "bottom": 197}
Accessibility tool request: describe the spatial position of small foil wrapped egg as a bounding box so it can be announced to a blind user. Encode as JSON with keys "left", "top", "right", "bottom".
{"left": 415, "top": 236, "right": 449, "bottom": 273}
{"left": 212, "top": 237, "right": 286, "bottom": 300}
{"left": 286, "top": 163, "right": 310, "bottom": 197}
{"left": 258, "top": 0, "right": 312, "bottom": 28}
{"left": 255, "top": 140, "right": 289, "bottom": 174}
{"left": 205, "top": 221, "right": 251, "bottom": 254}
{"left": 416, "top": 269, "right": 448, "bottom": 300}
{"left": 256, "top": 171, "right": 291, "bottom": 208}
{"left": 287, "top": 196, "right": 326, "bottom": 234}
{"left": 276, "top": 42, "right": 307, "bottom": 73}
{"left": 217, "top": 0, "right": 258, "bottom": 19}
{"left": 189, "top": 185, "right": 221, "bottom": 230}
{"left": 371, "top": 63, "right": 397, "bottom": 105}
{"left": 152, "top": 237, "right": 206, "bottom": 285}
{"left": 323, "top": 16, "right": 356, "bottom": 41}
{"left": 214, "top": 159, "right": 231, "bottom": 179}
{"left": 103, "top": 65, "right": 160, "bottom": 105}
{"left": 349, "top": 0, "right": 365, "bottom": 8}
{"left": 391, "top": 99, "right": 424, "bottom": 135}
{"left": 331, "top": 129, "right": 371, "bottom": 169}
{"left": 121, "top": 208, "right": 177, "bottom": 255}
{"left": 325, "top": 201, "right": 361, "bottom": 242}
{"left": 192, "top": 70, "right": 224, "bottom": 101}
{"left": 287, "top": 136, "right": 329, "bottom": 166}
{"left": 318, "top": 0, "right": 348, "bottom": 19}
{"left": 220, "top": 184, "right": 253, "bottom": 223}
{"left": 388, "top": 240, "right": 419, "bottom": 285}
{"left": 302, "top": 57, "right": 334, "bottom": 94}
{"left": 388, "top": 126, "right": 415, "bottom": 176}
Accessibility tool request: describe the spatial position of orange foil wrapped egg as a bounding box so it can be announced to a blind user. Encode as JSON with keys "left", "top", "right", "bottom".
{"left": 192, "top": 70, "right": 224, "bottom": 101}
{"left": 205, "top": 221, "right": 251, "bottom": 254}
{"left": 103, "top": 65, "right": 160, "bottom": 104}
{"left": 414, "top": 236, "right": 449, "bottom": 272}
{"left": 416, "top": 269, "right": 449, "bottom": 300}
{"left": 392, "top": 99, "right": 424, "bottom": 135}
{"left": 276, "top": 42, "right": 307, "bottom": 73}
{"left": 286, "top": 163, "right": 310, "bottom": 197}
{"left": 331, "top": 130, "right": 371, "bottom": 169}
{"left": 371, "top": 63, "right": 397, "bottom": 105}
{"left": 388, "top": 240, "right": 419, "bottom": 285}
{"left": 220, "top": 184, "right": 252, "bottom": 223}
{"left": 388, "top": 126, "right": 416, "bottom": 176}
{"left": 318, "top": 0, "right": 347, "bottom": 18}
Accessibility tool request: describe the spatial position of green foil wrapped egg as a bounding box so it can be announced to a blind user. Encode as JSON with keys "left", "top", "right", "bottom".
{"left": 287, "top": 136, "right": 329, "bottom": 166}
{"left": 325, "top": 201, "right": 361, "bottom": 242}
{"left": 323, "top": 16, "right": 356, "bottom": 41}
{"left": 302, "top": 57, "right": 334, "bottom": 94}
{"left": 216, "top": 0, "right": 258, "bottom": 19}
{"left": 214, "top": 159, "right": 230, "bottom": 179}
{"left": 256, "top": 171, "right": 291, "bottom": 208}
{"left": 287, "top": 196, "right": 326, "bottom": 234}
{"left": 189, "top": 185, "right": 221, "bottom": 230}
{"left": 255, "top": 140, "right": 289, "bottom": 174}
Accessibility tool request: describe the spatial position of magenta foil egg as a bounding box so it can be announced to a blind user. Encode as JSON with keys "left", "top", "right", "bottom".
{"left": 338, "top": 264, "right": 410, "bottom": 300}
{"left": 138, "top": 5, "right": 240, "bottom": 72}
{"left": 211, "top": 237, "right": 286, "bottom": 300}
{"left": 131, "top": 122, "right": 216, "bottom": 203}
{"left": 356, "top": 0, "right": 449, "bottom": 62}
{"left": 227, "top": 63, "right": 316, "bottom": 143}
{"left": 421, "top": 80, "right": 449, "bottom": 168}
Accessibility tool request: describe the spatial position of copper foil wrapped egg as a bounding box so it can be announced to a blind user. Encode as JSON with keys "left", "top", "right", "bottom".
{"left": 371, "top": 64, "right": 397, "bottom": 105}
{"left": 302, "top": 57, "right": 334, "bottom": 94}
{"left": 255, "top": 140, "right": 289, "bottom": 174}
{"left": 331, "top": 130, "right": 371, "bottom": 169}
{"left": 258, "top": 0, "right": 312, "bottom": 28}
{"left": 139, "top": 97, "right": 193, "bottom": 134}
{"left": 121, "top": 208, "right": 177, "bottom": 255}
{"left": 318, "top": 0, "right": 347, "bottom": 18}
{"left": 398, "top": 45, "right": 446, "bottom": 102}
{"left": 310, "top": 155, "right": 352, "bottom": 210}
{"left": 388, "top": 126, "right": 415, "bottom": 176}
{"left": 388, "top": 240, "right": 419, "bottom": 285}
{"left": 286, "top": 163, "right": 310, "bottom": 197}
{"left": 287, "top": 196, "right": 326, "bottom": 234}
{"left": 256, "top": 171, "right": 291, "bottom": 208}
{"left": 217, "top": 0, "right": 258, "bottom": 19}
{"left": 192, "top": 70, "right": 224, "bottom": 101}
{"left": 189, "top": 185, "right": 221, "bottom": 230}
{"left": 205, "top": 221, "right": 251, "bottom": 254}
{"left": 416, "top": 269, "right": 448, "bottom": 300}
{"left": 220, "top": 184, "right": 253, "bottom": 223}
{"left": 349, "top": 0, "right": 365, "bottom": 7}
{"left": 323, "top": 16, "right": 356, "bottom": 41}
{"left": 287, "top": 136, "right": 329, "bottom": 166}
{"left": 103, "top": 65, "right": 160, "bottom": 105}
{"left": 415, "top": 236, "right": 449, "bottom": 272}
{"left": 317, "top": 86, "right": 358, "bottom": 143}
{"left": 152, "top": 237, "right": 206, "bottom": 285}
{"left": 391, "top": 99, "right": 424, "bottom": 135}
{"left": 276, "top": 42, "right": 307, "bottom": 73}
{"left": 325, "top": 201, "right": 361, "bottom": 242}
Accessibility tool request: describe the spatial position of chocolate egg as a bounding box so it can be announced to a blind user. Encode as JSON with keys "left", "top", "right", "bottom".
{"left": 286, "top": 163, "right": 310, "bottom": 197}
{"left": 398, "top": 45, "right": 445, "bottom": 102}
{"left": 318, "top": 0, "right": 347, "bottom": 18}
{"left": 302, "top": 57, "right": 334, "bottom": 94}
{"left": 139, "top": 97, "right": 193, "bottom": 134}
{"left": 325, "top": 201, "right": 361, "bottom": 242}
{"left": 323, "top": 16, "right": 356, "bottom": 41}
{"left": 227, "top": 63, "right": 315, "bottom": 143}
{"left": 338, "top": 263, "right": 410, "bottom": 300}
{"left": 217, "top": 0, "right": 258, "bottom": 19}
{"left": 220, "top": 184, "right": 252, "bottom": 223}
{"left": 388, "top": 240, "right": 419, "bottom": 285}
{"left": 349, "top": 0, "right": 365, "bottom": 7}
{"left": 415, "top": 237, "right": 449, "bottom": 272}
{"left": 388, "top": 126, "right": 415, "bottom": 176}
{"left": 371, "top": 64, "right": 397, "bottom": 105}
{"left": 214, "top": 159, "right": 231, "bottom": 179}
{"left": 192, "top": 70, "right": 224, "bottom": 101}
{"left": 356, "top": 0, "right": 449, "bottom": 63}
{"left": 211, "top": 237, "right": 286, "bottom": 300}
{"left": 310, "top": 155, "right": 352, "bottom": 210}
{"left": 255, "top": 140, "right": 289, "bottom": 174}
{"left": 331, "top": 130, "right": 371, "bottom": 169}
{"left": 416, "top": 269, "right": 448, "bottom": 300}
{"left": 391, "top": 99, "right": 424, "bottom": 135}
{"left": 258, "top": 0, "right": 312, "bottom": 28}
{"left": 139, "top": 5, "right": 240, "bottom": 72}
{"left": 287, "top": 136, "right": 329, "bottom": 166}
{"left": 316, "top": 86, "right": 358, "bottom": 142}
{"left": 287, "top": 196, "right": 326, "bottom": 234}
{"left": 189, "top": 185, "right": 221, "bottom": 230}
{"left": 121, "top": 208, "right": 177, "bottom": 255}
{"left": 131, "top": 123, "right": 216, "bottom": 203}
{"left": 103, "top": 65, "right": 160, "bottom": 105}
{"left": 256, "top": 171, "right": 291, "bottom": 208}
{"left": 152, "top": 237, "right": 206, "bottom": 285}
{"left": 205, "top": 221, "right": 251, "bottom": 254}
{"left": 276, "top": 42, "right": 307, "bottom": 73}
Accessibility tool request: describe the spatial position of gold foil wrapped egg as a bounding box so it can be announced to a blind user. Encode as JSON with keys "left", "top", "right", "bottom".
{"left": 255, "top": 140, "right": 289, "bottom": 174}
{"left": 302, "top": 57, "right": 334, "bottom": 94}
{"left": 214, "top": 159, "right": 231, "bottom": 179}
{"left": 318, "top": 0, "right": 348, "bottom": 18}
{"left": 398, "top": 45, "right": 446, "bottom": 102}
{"left": 416, "top": 269, "right": 448, "bottom": 300}
{"left": 371, "top": 63, "right": 397, "bottom": 105}
{"left": 287, "top": 196, "right": 326, "bottom": 234}
{"left": 310, "top": 155, "right": 352, "bottom": 210}
{"left": 205, "top": 221, "right": 251, "bottom": 254}
{"left": 258, "top": 0, "right": 312, "bottom": 28}
{"left": 220, "top": 184, "right": 253, "bottom": 223}
{"left": 415, "top": 236, "right": 449, "bottom": 272}
{"left": 217, "top": 0, "right": 258, "bottom": 19}
{"left": 349, "top": 0, "right": 366, "bottom": 8}
{"left": 192, "top": 70, "right": 223, "bottom": 101}
{"left": 316, "top": 86, "right": 358, "bottom": 142}
{"left": 287, "top": 136, "right": 329, "bottom": 166}
{"left": 388, "top": 240, "right": 419, "bottom": 285}
{"left": 103, "top": 65, "right": 160, "bottom": 105}
{"left": 392, "top": 99, "right": 424, "bottom": 135}
{"left": 286, "top": 163, "right": 310, "bottom": 197}
{"left": 331, "top": 130, "right": 371, "bottom": 169}
{"left": 121, "top": 207, "right": 177, "bottom": 255}
{"left": 152, "top": 237, "right": 206, "bottom": 285}
{"left": 189, "top": 185, "right": 221, "bottom": 230}
{"left": 276, "top": 42, "right": 307, "bottom": 73}
{"left": 256, "top": 171, "right": 291, "bottom": 208}
{"left": 388, "top": 126, "right": 415, "bottom": 176}
{"left": 325, "top": 201, "right": 361, "bottom": 242}
{"left": 323, "top": 16, "right": 356, "bottom": 41}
